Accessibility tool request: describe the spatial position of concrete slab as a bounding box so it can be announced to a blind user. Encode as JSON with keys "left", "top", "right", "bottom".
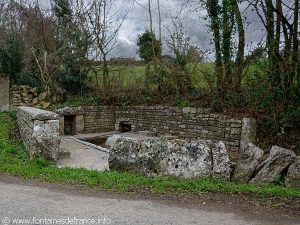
{"left": 57, "top": 136, "right": 109, "bottom": 171}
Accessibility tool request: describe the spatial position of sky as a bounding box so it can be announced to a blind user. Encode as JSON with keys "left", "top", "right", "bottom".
{"left": 36, "top": 0, "right": 264, "bottom": 60}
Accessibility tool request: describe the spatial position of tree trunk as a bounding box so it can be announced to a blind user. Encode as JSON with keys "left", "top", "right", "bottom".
{"left": 232, "top": 0, "right": 244, "bottom": 90}
{"left": 207, "top": 0, "right": 223, "bottom": 91}
{"left": 222, "top": 0, "right": 232, "bottom": 88}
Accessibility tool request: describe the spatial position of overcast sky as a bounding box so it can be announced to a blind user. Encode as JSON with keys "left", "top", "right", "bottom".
{"left": 36, "top": 0, "right": 264, "bottom": 60}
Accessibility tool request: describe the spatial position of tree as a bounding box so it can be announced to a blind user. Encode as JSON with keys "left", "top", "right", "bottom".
{"left": 52, "top": 0, "right": 90, "bottom": 96}
{"left": 166, "top": 21, "right": 198, "bottom": 93}
{"left": 137, "top": 30, "right": 161, "bottom": 63}
{"left": 22, "top": 4, "right": 62, "bottom": 96}
{"left": 0, "top": 32, "right": 25, "bottom": 83}
{"left": 82, "top": 0, "right": 127, "bottom": 91}
{"left": 205, "top": 0, "right": 245, "bottom": 94}
{"left": 249, "top": 0, "right": 299, "bottom": 100}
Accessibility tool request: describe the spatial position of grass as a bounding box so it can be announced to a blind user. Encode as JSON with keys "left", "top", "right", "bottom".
{"left": 88, "top": 62, "right": 215, "bottom": 90}
{"left": 0, "top": 112, "right": 299, "bottom": 198}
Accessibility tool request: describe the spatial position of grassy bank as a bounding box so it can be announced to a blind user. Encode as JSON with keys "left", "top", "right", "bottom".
{"left": 0, "top": 112, "right": 299, "bottom": 198}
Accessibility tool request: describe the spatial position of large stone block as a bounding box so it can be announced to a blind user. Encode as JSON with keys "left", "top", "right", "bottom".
{"left": 232, "top": 143, "right": 264, "bottom": 183}
{"left": 109, "top": 137, "right": 231, "bottom": 179}
{"left": 251, "top": 146, "right": 296, "bottom": 184}
{"left": 240, "top": 118, "right": 257, "bottom": 151}
{"left": 17, "top": 107, "right": 61, "bottom": 161}
{"left": 285, "top": 156, "right": 300, "bottom": 189}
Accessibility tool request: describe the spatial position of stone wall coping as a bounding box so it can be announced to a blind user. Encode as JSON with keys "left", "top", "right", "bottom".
{"left": 18, "top": 106, "right": 59, "bottom": 120}
{"left": 55, "top": 106, "right": 84, "bottom": 115}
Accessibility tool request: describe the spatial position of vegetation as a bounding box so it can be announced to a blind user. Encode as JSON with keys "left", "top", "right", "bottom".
{"left": 0, "top": 112, "right": 300, "bottom": 198}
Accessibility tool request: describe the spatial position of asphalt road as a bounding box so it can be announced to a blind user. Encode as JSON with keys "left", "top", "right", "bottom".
{"left": 0, "top": 180, "right": 299, "bottom": 225}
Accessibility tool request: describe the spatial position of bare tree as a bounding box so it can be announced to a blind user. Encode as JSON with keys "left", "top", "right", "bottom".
{"left": 81, "top": 0, "right": 128, "bottom": 91}
{"left": 249, "top": 0, "right": 299, "bottom": 98}
{"left": 23, "top": 4, "right": 62, "bottom": 96}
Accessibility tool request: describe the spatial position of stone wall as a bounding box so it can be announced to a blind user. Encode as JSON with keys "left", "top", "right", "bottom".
{"left": 0, "top": 76, "right": 9, "bottom": 111}
{"left": 82, "top": 106, "right": 256, "bottom": 153}
{"left": 10, "top": 85, "right": 50, "bottom": 109}
{"left": 17, "top": 107, "right": 61, "bottom": 161}
{"left": 83, "top": 106, "right": 116, "bottom": 133}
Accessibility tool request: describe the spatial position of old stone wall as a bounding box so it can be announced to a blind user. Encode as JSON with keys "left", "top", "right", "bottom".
{"left": 17, "top": 107, "right": 61, "bottom": 161}
{"left": 83, "top": 106, "right": 116, "bottom": 133}
{"left": 10, "top": 85, "right": 51, "bottom": 109}
{"left": 0, "top": 76, "right": 9, "bottom": 111}
{"left": 82, "top": 106, "right": 256, "bottom": 153}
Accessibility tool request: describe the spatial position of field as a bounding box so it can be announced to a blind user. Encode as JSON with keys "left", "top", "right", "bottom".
{"left": 87, "top": 62, "right": 216, "bottom": 90}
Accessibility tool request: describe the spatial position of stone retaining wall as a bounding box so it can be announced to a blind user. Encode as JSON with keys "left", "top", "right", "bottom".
{"left": 17, "top": 107, "right": 61, "bottom": 161}
{"left": 10, "top": 85, "right": 51, "bottom": 109}
{"left": 83, "top": 106, "right": 256, "bottom": 153}
{"left": 83, "top": 106, "right": 116, "bottom": 133}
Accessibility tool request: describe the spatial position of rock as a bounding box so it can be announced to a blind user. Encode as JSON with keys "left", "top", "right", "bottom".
{"left": 21, "top": 92, "right": 28, "bottom": 97}
{"left": 212, "top": 141, "right": 231, "bottom": 180}
{"left": 163, "top": 139, "right": 212, "bottom": 178}
{"left": 38, "top": 92, "right": 47, "bottom": 101}
{"left": 58, "top": 150, "right": 71, "bottom": 159}
{"left": 251, "top": 146, "right": 296, "bottom": 184}
{"left": 55, "top": 106, "right": 84, "bottom": 115}
{"left": 105, "top": 134, "right": 122, "bottom": 147}
{"left": 240, "top": 118, "right": 257, "bottom": 151}
{"left": 17, "top": 107, "right": 60, "bottom": 161}
{"left": 32, "top": 98, "right": 39, "bottom": 105}
{"left": 285, "top": 156, "right": 300, "bottom": 189}
{"left": 109, "top": 138, "right": 167, "bottom": 176}
{"left": 41, "top": 101, "right": 50, "bottom": 109}
{"left": 30, "top": 88, "right": 38, "bottom": 96}
{"left": 109, "top": 138, "right": 214, "bottom": 178}
{"left": 232, "top": 143, "right": 264, "bottom": 183}
{"left": 137, "top": 130, "right": 157, "bottom": 137}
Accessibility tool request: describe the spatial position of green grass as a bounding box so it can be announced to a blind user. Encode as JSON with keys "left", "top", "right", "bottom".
{"left": 0, "top": 112, "right": 299, "bottom": 198}
{"left": 88, "top": 63, "right": 215, "bottom": 90}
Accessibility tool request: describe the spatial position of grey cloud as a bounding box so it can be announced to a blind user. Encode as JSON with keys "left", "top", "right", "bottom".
{"left": 36, "top": 0, "right": 264, "bottom": 59}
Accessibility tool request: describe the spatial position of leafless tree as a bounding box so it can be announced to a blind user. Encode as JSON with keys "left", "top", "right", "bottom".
{"left": 78, "top": 0, "right": 129, "bottom": 91}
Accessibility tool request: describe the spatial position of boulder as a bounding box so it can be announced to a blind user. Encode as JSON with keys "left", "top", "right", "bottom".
{"left": 109, "top": 138, "right": 168, "bottom": 176}
{"left": 105, "top": 134, "right": 122, "bottom": 147}
{"left": 163, "top": 140, "right": 212, "bottom": 178}
{"left": 32, "top": 97, "right": 39, "bottom": 105}
{"left": 285, "top": 156, "right": 300, "bottom": 189}
{"left": 212, "top": 141, "right": 231, "bottom": 180}
{"left": 232, "top": 143, "right": 264, "bottom": 183}
{"left": 109, "top": 138, "right": 215, "bottom": 178}
{"left": 38, "top": 92, "right": 47, "bottom": 101}
{"left": 41, "top": 101, "right": 50, "bottom": 109}
{"left": 251, "top": 146, "right": 296, "bottom": 184}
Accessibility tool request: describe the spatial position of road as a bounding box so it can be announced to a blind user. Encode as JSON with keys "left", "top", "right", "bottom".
{"left": 0, "top": 178, "right": 299, "bottom": 225}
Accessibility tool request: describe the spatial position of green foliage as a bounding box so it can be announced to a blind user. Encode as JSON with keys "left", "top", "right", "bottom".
{"left": 59, "top": 65, "right": 90, "bottom": 96}
{"left": 53, "top": 0, "right": 90, "bottom": 96}
{"left": 0, "top": 32, "right": 25, "bottom": 82}
{"left": 51, "top": 96, "right": 97, "bottom": 109}
{"left": 137, "top": 30, "right": 162, "bottom": 62}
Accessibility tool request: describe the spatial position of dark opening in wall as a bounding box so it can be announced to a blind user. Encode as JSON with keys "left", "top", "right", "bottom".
{"left": 64, "top": 115, "right": 76, "bottom": 135}
{"left": 119, "top": 122, "right": 132, "bottom": 133}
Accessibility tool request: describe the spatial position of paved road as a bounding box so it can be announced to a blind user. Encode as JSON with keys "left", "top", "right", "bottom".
{"left": 0, "top": 181, "right": 298, "bottom": 225}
